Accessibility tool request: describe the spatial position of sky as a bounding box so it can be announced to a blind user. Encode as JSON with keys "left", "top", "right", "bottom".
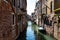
{"left": 27, "top": 0, "right": 39, "bottom": 15}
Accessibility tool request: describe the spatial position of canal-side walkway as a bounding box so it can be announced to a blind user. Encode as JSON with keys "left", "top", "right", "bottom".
{"left": 32, "top": 23, "right": 56, "bottom": 40}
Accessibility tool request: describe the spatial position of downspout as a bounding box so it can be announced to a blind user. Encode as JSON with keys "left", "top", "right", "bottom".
{"left": 41, "top": 0, "right": 42, "bottom": 26}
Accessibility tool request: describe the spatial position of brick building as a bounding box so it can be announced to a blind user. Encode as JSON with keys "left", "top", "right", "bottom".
{"left": 0, "top": 0, "right": 27, "bottom": 40}
{"left": 38, "top": 0, "right": 54, "bottom": 35}
{"left": 35, "top": 1, "right": 41, "bottom": 25}
{"left": 44, "top": 0, "right": 54, "bottom": 35}
{"left": 54, "top": 0, "right": 60, "bottom": 40}
{"left": 39, "top": 0, "right": 60, "bottom": 40}
{"left": 34, "top": 0, "right": 60, "bottom": 40}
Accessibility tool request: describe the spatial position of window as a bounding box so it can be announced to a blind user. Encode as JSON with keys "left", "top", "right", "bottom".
{"left": 50, "top": 1, "right": 52, "bottom": 13}
{"left": 58, "top": 16, "right": 60, "bottom": 23}
{"left": 12, "top": 15, "right": 14, "bottom": 24}
{"left": 12, "top": 13, "right": 15, "bottom": 25}
{"left": 14, "top": 0, "right": 15, "bottom": 6}
{"left": 18, "top": 15, "right": 21, "bottom": 22}
{"left": 6, "top": 0, "right": 8, "bottom": 1}
{"left": 46, "top": 0, "right": 47, "bottom": 1}
{"left": 18, "top": 0, "right": 20, "bottom": 8}
{"left": 12, "top": 0, "right": 15, "bottom": 6}
{"left": 46, "top": 6, "right": 47, "bottom": 14}
{"left": 49, "top": 20, "right": 52, "bottom": 26}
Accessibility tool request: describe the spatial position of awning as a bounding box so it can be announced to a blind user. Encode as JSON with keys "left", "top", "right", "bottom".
{"left": 54, "top": 8, "right": 60, "bottom": 14}
{"left": 54, "top": 8, "right": 60, "bottom": 12}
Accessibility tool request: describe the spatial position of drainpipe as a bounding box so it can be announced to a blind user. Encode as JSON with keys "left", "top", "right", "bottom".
{"left": 15, "top": 0, "right": 19, "bottom": 35}
{"left": 41, "top": 0, "right": 42, "bottom": 26}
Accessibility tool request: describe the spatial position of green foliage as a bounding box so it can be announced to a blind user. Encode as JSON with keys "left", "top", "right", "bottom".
{"left": 32, "top": 23, "right": 38, "bottom": 27}
{"left": 54, "top": 14, "right": 59, "bottom": 17}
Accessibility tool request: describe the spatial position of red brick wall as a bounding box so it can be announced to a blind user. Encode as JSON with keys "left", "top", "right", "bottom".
{"left": 0, "top": 0, "right": 27, "bottom": 40}
{"left": 0, "top": 0, "right": 16, "bottom": 40}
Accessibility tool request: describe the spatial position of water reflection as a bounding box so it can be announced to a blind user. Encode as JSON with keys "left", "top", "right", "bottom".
{"left": 26, "top": 21, "right": 35, "bottom": 40}
{"left": 16, "top": 29, "right": 26, "bottom": 40}
{"left": 16, "top": 21, "right": 38, "bottom": 40}
{"left": 16, "top": 21, "right": 55, "bottom": 40}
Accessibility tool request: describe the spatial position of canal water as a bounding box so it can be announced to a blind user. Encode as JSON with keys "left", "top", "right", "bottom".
{"left": 17, "top": 21, "right": 55, "bottom": 40}
{"left": 16, "top": 21, "right": 39, "bottom": 40}
{"left": 26, "top": 21, "right": 35, "bottom": 40}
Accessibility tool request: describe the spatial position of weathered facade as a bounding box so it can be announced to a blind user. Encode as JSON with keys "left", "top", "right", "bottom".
{"left": 39, "top": 0, "right": 47, "bottom": 26}
{"left": 31, "top": 12, "right": 36, "bottom": 24}
{"left": 44, "top": 0, "right": 54, "bottom": 35}
{"left": 0, "top": 0, "right": 27, "bottom": 40}
{"left": 54, "top": 0, "right": 60, "bottom": 40}
{"left": 38, "top": 0, "right": 54, "bottom": 35}
{"left": 31, "top": 0, "right": 60, "bottom": 40}
{"left": 35, "top": 1, "right": 41, "bottom": 25}
{"left": 38, "top": 0, "right": 60, "bottom": 40}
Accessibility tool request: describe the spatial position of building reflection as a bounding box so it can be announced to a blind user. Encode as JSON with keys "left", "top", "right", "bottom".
{"left": 16, "top": 29, "right": 27, "bottom": 40}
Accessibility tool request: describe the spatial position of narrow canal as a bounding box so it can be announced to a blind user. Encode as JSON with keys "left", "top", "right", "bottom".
{"left": 16, "top": 21, "right": 40, "bottom": 40}
{"left": 16, "top": 21, "right": 55, "bottom": 40}
{"left": 26, "top": 21, "right": 35, "bottom": 40}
